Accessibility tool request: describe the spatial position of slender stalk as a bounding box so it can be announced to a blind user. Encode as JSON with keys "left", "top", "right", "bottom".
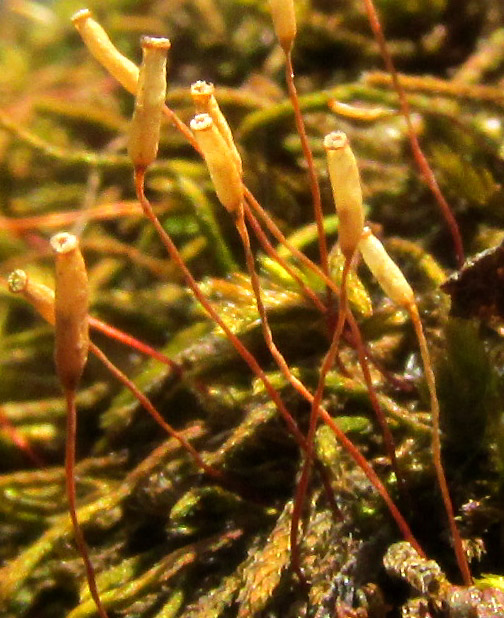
{"left": 133, "top": 167, "right": 339, "bottom": 522}
{"left": 409, "top": 304, "right": 472, "bottom": 585}
{"left": 64, "top": 390, "right": 109, "bottom": 618}
{"left": 243, "top": 204, "right": 327, "bottom": 314}
{"left": 358, "top": 228, "right": 468, "bottom": 581}
{"left": 89, "top": 317, "right": 210, "bottom": 400}
{"left": 89, "top": 342, "right": 223, "bottom": 483}
{"left": 234, "top": 210, "right": 325, "bottom": 411}
{"left": 233, "top": 211, "right": 419, "bottom": 573}
{"left": 318, "top": 400, "right": 424, "bottom": 557}
{"left": 345, "top": 310, "right": 404, "bottom": 495}
{"left": 290, "top": 257, "right": 352, "bottom": 581}
{"left": 245, "top": 188, "right": 340, "bottom": 297}
{"left": 284, "top": 52, "right": 329, "bottom": 279}
{"left": 361, "top": 0, "right": 464, "bottom": 267}
{"left": 133, "top": 168, "right": 306, "bottom": 450}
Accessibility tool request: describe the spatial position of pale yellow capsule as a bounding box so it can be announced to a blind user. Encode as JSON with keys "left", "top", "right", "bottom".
{"left": 269, "top": 0, "right": 297, "bottom": 53}
{"left": 50, "top": 232, "right": 90, "bottom": 393}
{"left": 358, "top": 228, "right": 414, "bottom": 308}
{"left": 7, "top": 269, "right": 56, "bottom": 325}
{"left": 128, "top": 36, "right": 170, "bottom": 169}
{"left": 324, "top": 131, "right": 364, "bottom": 259}
{"left": 72, "top": 8, "right": 139, "bottom": 94}
{"left": 190, "top": 81, "right": 242, "bottom": 176}
{"left": 190, "top": 113, "right": 243, "bottom": 214}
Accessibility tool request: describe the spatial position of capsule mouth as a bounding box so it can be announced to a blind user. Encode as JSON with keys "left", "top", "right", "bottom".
{"left": 360, "top": 226, "right": 372, "bottom": 240}
{"left": 190, "top": 113, "right": 213, "bottom": 132}
{"left": 323, "top": 131, "right": 348, "bottom": 151}
{"left": 191, "top": 80, "right": 214, "bottom": 97}
{"left": 140, "top": 36, "right": 171, "bottom": 51}
{"left": 8, "top": 269, "right": 28, "bottom": 293}
{"left": 50, "top": 232, "right": 79, "bottom": 254}
{"left": 71, "top": 8, "right": 92, "bottom": 25}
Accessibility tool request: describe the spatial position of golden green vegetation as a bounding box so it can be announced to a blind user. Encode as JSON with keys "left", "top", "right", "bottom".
{"left": 1, "top": 1, "right": 504, "bottom": 616}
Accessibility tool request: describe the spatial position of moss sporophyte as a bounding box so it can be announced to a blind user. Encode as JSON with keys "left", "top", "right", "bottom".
{"left": 1, "top": 1, "right": 504, "bottom": 616}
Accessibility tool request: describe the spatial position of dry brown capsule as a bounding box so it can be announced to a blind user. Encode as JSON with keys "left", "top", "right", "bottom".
{"left": 8, "top": 269, "right": 56, "bottom": 325}
{"left": 128, "top": 36, "right": 170, "bottom": 169}
{"left": 324, "top": 131, "right": 364, "bottom": 259}
{"left": 190, "top": 80, "right": 242, "bottom": 175}
{"left": 358, "top": 227, "right": 414, "bottom": 308}
{"left": 72, "top": 8, "right": 139, "bottom": 94}
{"left": 50, "top": 232, "right": 90, "bottom": 393}
{"left": 269, "top": 0, "right": 297, "bottom": 53}
{"left": 190, "top": 113, "right": 243, "bottom": 214}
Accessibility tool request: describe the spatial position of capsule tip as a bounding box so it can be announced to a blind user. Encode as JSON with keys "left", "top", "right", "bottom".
{"left": 323, "top": 131, "right": 348, "bottom": 151}
{"left": 190, "top": 113, "right": 213, "bottom": 132}
{"left": 191, "top": 80, "right": 214, "bottom": 97}
{"left": 71, "top": 8, "right": 92, "bottom": 25}
{"left": 8, "top": 269, "right": 28, "bottom": 294}
{"left": 50, "top": 232, "right": 79, "bottom": 254}
{"left": 140, "top": 36, "right": 171, "bottom": 51}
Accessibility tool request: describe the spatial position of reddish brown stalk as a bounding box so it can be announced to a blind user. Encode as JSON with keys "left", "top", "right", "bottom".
{"left": 232, "top": 210, "right": 420, "bottom": 567}
{"left": 88, "top": 342, "right": 223, "bottom": 482}
{"left": 243, "top": 204, "right": 327, "bottom": 314}
{"left": 346, "top": 309, "right": 405, "bottom": 500}
{"left": 233, "top": 210, "right": 335, "bottom": 424}
{"left": 290, "top": 257, "right": 353, "bottom": 581}
{"left": 133, "top": 168, "right": 339, "bottom": 515}
{"left": 64, "top": 389, "right": 109, "bottom": 618}
{"left": 89, "top": 317, "right": 182, "bottom": 374}
{"left": 245, "top": 188, "right": 340, "bottom": 297}
{"left": 358, "top": 228, "right": 468, "bottom": 582}
{"left": 138, "top": 102, "right": 421, "bottom": 567}
{"left": 290, "top": 255, "right": 407, "bottom": 576}
{"left": 284, "top": 52, "right": 329, "bottom": 278}
{"left": 0, "top": 408, "right": 44, "bottom": 466}
{"left": 233, "top": 209, "right": 338, "bottom": 451}
{"left": 317, "top": 403, "right": 424, "bottom": 557}
{"left": 361, "top": 0, "right": 464, "bottom": 267}
{"left": 409, "top": 305, "right": 472, "bottom": 585}
{"left": 162, "top": 105, "right": 201, "bottom": 154}
{"left": 89, "top": 316, "right": 211, "bottom": 399}
{"left": 133, "top": 167, "right": 305, "bottom": 449}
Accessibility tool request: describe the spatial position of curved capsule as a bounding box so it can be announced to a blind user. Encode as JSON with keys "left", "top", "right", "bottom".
{"left": 8, "top": 269, "right": 56, "bottom": 325}
{"left": 128, "top": 36, "right": 171, "bottom": 169}
{"left": 72, "top": 8, "right": 139, "bottom": 94}
{"left": 50, "top": 232, "right": 89, "bottom": 393}
{"left": 190, "top": 113, "right": 243, "bottom": 214}
{"left": 324, "top": 131, "right": 364, "bottom": 259}
{"left": 358, "top": 228, "right": 414, "bottom": 308}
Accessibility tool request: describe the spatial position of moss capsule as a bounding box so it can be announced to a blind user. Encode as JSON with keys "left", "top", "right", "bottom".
{"left": 72, "top": 8, "right": 139, "bottom": 94}
{"left": 190, "top": 113, "right": 243, "bottom": 214}
{"left": 358, "top": 227, "right": 414, "bottom": 308}
{"left": 8, "top": 269, "right": 56, "bottom": 325}
{"left": 50, "top": 232, "right": 90, "bottom": 393}
{"left": 324, "top": 131, "right": 364, "bottom": 259}
{"left": 128, "top": 36, "right": 170, "bottom": 170}
{"left": 190, "top": 80, "right": 242, "bottom": 175}
{"left": 269, "top": 0, "right": 297, "bottom": 53}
